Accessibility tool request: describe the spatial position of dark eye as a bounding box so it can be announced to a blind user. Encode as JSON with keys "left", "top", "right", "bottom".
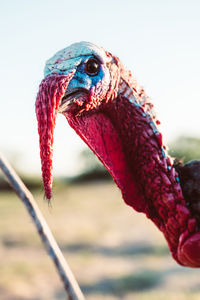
{"left": 85, "top": 58, "right": 100, "bottom": 76}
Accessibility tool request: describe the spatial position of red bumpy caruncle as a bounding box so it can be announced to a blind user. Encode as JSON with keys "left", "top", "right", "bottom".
{"left": 35, "top": 73, "right": 74, "bottom": 199}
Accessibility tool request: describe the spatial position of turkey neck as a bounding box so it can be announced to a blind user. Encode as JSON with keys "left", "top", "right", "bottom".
{"left": 102, "top": 83, "right": 198, "bottom": 264}
{"left": 65, "top": 77, "right": 198, "bottom": 265}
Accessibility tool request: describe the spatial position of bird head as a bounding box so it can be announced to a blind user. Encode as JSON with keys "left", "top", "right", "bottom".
{"left": 36, "top": 42, "right": 122, "bottom": 199}
{"left": 45, "top": 41, "right": 120, "bottom": 114}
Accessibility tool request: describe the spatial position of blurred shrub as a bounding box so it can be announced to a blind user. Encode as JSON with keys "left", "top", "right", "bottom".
{"left": 0, "top": 174, "right": 43, "bottom": 192}
{"left": 71, "top": 149, "right": 111, "bottom": 183}
{"left": 80, "top": 149, "right": 106, "bottom": 173}
{"left": 169, "top": 136, "right": 200, "bottom": 163}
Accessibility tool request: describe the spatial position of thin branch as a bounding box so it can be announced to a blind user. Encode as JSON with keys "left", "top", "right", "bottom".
{"left": 0, "top": 152, "right": 85, "bottom": 300}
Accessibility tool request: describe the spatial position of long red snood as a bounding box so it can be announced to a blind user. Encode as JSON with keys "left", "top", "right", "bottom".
{"left": 35, "top": 73, "right": 74, "bottom": 199}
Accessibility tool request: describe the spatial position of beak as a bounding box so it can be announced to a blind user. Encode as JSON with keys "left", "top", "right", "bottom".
{"left": 35, "top": 70, "right": 75, "bottom": 199}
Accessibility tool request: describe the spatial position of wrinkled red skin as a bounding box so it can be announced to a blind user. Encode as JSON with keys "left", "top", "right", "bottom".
{"left": 35, "top": 73, "right": 74, "bottom": 199}
{"left": 36, "top": 73, "right": 200, "bottom": 268}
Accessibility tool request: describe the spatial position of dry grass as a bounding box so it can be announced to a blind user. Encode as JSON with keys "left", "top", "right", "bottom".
{"left": 0, "top": 181, "right": 200, "bottom": 299}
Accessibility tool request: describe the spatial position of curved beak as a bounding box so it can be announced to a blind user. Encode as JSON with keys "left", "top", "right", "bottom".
{"left": 35, "top": 70, "right": 75, "bottom": 199}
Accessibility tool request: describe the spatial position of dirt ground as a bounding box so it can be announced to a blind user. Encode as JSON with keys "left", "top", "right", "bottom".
{"left": 1, "top": 181, "right": 200, "bottom": 300}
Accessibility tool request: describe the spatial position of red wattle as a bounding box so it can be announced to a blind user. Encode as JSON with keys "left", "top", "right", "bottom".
{"left": 65, "top": 111, "right": 146, "bottom": 212}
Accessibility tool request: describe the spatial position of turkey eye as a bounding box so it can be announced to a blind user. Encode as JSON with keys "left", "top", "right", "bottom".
{"left": 85, "top": 58, "right": 100, "bottom": 76}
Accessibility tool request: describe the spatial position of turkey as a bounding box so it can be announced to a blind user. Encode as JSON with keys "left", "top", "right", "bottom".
{"left": 35, "top": 41, "right": 200, "bottom": 268}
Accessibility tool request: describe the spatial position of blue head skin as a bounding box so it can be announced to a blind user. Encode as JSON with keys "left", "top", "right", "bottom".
{"left": 44, "top": 41, "right": 119, "bottom": 114}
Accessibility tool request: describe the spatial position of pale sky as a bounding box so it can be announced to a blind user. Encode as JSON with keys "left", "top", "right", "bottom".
{"left": 0, "top": 0, "right": 200, "bottom": 176}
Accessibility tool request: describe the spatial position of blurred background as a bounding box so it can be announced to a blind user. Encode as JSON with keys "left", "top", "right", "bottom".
{"left": 0, "top": 0, "right": 200, "bottom": 299}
